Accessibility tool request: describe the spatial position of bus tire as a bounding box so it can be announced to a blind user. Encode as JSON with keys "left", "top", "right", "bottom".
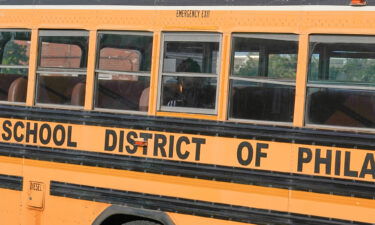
{"left": 123, "top": 220, "right": 161, "bottom": 225}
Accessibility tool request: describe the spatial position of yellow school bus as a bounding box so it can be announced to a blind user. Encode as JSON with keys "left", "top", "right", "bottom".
{"left": 0, "top": 0, "right": 374, "bottom": 225}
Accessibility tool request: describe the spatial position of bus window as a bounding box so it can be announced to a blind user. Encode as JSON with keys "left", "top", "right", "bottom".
{"left": 159, "top": 33, "right": 220, "bottom": 114}
{"left": 0, "top": 30, "right": 30, "bottom": 103}
{"left": 229, "top": 34, "right": 298, "bottom": 122}
{"left": 94, "top": 31, "right": 153, "bottom": 112}
{"left": 36, "top": 30, "right": 88, "bottom": 106}
{"left": 306, "top": 35, "right": 375, "bottom": 129}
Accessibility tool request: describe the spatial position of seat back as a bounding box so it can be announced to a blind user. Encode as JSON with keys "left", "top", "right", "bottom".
{"left": 71, "top": 82, "right": 86, "bottom": 106}
{"left": 139, "top": 87, "right": 149, "bottom": 112}
{"left": 8, "top": 77, "right": 27, "bottom": 102}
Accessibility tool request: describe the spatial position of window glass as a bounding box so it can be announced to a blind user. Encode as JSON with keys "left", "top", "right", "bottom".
{"left": 97, "top": 33, "right": 152, "bottom": 72}
{"left": 0, "top": 30, "right": 30, "bottom": 103}
{"left": 94, "top": 32, "right": 153, "bottom": 112}
{"left": 99, "top": 48, "right": 141, "bottom": 71}
{"left": 230, "top": 80, "right": 295, "bottom": 121}
{"left": 233, "top": 52, "right": 259, "bottom": 77}
{"left": 306, "top": 35, "right": 375, "bottom": 128}
{"left": 160, "top": 33, "right": 220, "bottom": 113}
{"left": 307, "top": 87, "right": 375, "bottom": 128}
{"left": 163, "top": 41, "right": 219, "bottom": 74}
{"left": 40, "top": 42, "right": 82, "bottom": 68}
{"left": 161, "top": 76, "right": 216, "bottom": 108}
{"left": 36, "top": 30, "right": 88, "bottom": 106}
{"left": 229, "top": 34, "right": 298, "bottom": 122}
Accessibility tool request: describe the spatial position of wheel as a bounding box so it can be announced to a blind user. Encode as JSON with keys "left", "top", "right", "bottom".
{"left": 122, "top": 220, "right": 161, "bottom": 225}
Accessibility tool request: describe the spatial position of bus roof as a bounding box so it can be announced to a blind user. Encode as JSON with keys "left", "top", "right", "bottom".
{"left": 0, "top": 0, "right": 374, "bottom": 6}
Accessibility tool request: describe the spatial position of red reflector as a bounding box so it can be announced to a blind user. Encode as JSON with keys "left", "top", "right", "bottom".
{"left": 135, "top": 141, "right": 148, "bottom": 147}
{"left": 351, "top": 0, "right": 367, "bottom": 6}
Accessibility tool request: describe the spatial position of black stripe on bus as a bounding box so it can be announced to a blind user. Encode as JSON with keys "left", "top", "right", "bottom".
{"left": 0, "top": 0, "right": 369, "bottom": 6}
{"left": 0, "top": 174, "right": 23, "bottom": 191}
{"left": 0, "top": 105, "right": 374, "bottom": 151}
{"left": 0, "top": 142, "right": 373, "bottom": 200}
{"left": 50, "top": 181, "right": 372, "bottom": 225}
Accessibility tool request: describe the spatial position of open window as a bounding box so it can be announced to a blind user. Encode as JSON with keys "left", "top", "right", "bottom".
{"left": 159, "top": 33, "right": 221, "bottom": 114}
{"left": 306, "top": 35, "right": 375, "bottom": 129}
{"left": 94, "top": 31, "right": 153, "bottom": 112}
{"left": 35, "top": 30, "right": 89, "bottom": 106}
{"left": 229, "top": 34, "right": 298, "bottom": 123}
{"left": 0, "top": 30, "right": 31, "bottom": 103}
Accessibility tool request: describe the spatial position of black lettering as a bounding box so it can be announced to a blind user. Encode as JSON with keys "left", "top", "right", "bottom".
{"left": 297, "top": 147, "right": 312, "bottom": 172}
{"left": 13, "top": 121, "right": 24, "bottom": 142}
{"left": 126, "top": 131, "right": 137, "bottom": 154}
{"left": 140, "top": 133, "right": 153, "bottom": 155}
{"left": 237, "top": 142, "right": 253, "bottom": 166}
{"left": 26, "top": 122, "right": 38, "bottom": 143}
{"left": 314, "top": 149, "right": 332, "bottom": 175}
{"left": 202, "top": 10, "right": 210, "bottom": 18}
{"left": 334, "top": 151, "right": 341, "bottom": 176}
{"left": 30, "top": 183, "right": 42, "bottom": 191}
{"left": 154, "top": 134, "right": 167, "bottom": 157}
{"left": 2, "top": 120, "right": 12, "bottom": 141}
{"left": 176, "top": 136, "right": 190, "bottom": 160}
{"left": 344, "top": 151, "right": 358, "bottom": 177}
{"left": 39, "top": 124, "right": 51, "bottom": 145}
{"left": 255, "top": 143, "right": 268, "bottom": 167}
{"left": 168, "top": 135, "right": 175, "bottom": 158}
{"left": 52, "top": 125, "right": 65, "bottom": 146}
{"left": 359, "top": 153, "right": 375, "bottom": 179}
{"left": 67, "top": 126, "right": 77, "bottom": 147}
{"left": 119, "top": 130, "right": 124, "bottom": 152}
{"left": 104, "top": 129, "right": 117, "bottom": 151}
{"left": 176, "top": 10, "right": 202, "bottom": 18}
{"left": 192, "top": 138, "right": 205, "bottom": 161}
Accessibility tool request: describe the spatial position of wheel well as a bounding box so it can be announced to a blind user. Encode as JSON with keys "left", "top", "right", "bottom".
{"left": 100, "top": 214, "right": 161, "bottom": 225}
{"left": 92, "top": 205, "right": 175, "bottom": 225}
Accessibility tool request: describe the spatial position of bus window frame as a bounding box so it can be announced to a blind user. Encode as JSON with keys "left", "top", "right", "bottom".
{"left": 157, "top": 32, "right": 222, "bottom": 115}
{"left": 305, "top": 34, "right": 375, "bottom": 133}
{"left": 93, "top": 30, "right": 153, "bottom": 115}
{"left": 0, "top": 29, "right": 31, "bottom": 105}
{"left": 227, "top": 33, "right": 299, "bottom": 126}
{"left": 35, "top": 29, "right": 89, "bottom": 109}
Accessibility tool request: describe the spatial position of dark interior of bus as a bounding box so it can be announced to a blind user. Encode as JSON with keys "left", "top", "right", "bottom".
{"left": 0, "top": 31, "right": 30, "bottom": 102}
{"left": 36, "top": 34, "right": 88, "bottom": 106}
{"left": 94, "top": 33, "right": 152, "bottom": 111}
{"left": 307, "top": 42, "right": 375, "bottom": 128}
{"left": 229, "top": 36, "right": 297, "bottom": 122}
{"left": 161, "top": 41, "right": 218, "bottom": 109}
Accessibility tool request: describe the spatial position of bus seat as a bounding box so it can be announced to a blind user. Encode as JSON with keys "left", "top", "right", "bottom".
{"left": 71, "top": 82, "right": 86, "bottom": 106}
{"left": 8, "top": 77, "right": 27, "bottom": 102}
{"left": 37, "top": 76, "right": 82, "bottom": 105}
{"left": 325, "top": 94, "right": 374, "bottom": 127}
{"left": 139, "top": 87, "right": 149, "bottom": 111}
{"left": 0, "top": 74, "right": 23, "bottom": 101}
{"left": 96, "top": 80, "right": 145, "bottom": 110}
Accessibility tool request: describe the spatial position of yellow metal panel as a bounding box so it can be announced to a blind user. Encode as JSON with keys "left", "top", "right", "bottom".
{"left": 217, "top": 33, "right": 231, "bottom": 121}
{"left": 293, "top": 34, "right": 309, "bottom": 127}
{"left": 149, "top": 31, "right": 161, "bottom": 116}
{"left": 84, "top": 30, "right": 98, "bottom": 110}
{"left": 0, "top": 189, "right": 22, "bottom": 225}
{"left": 290, "top": 190, "right": 375, "bottom": 223}
{"left": 25, "top": 29, "right": 38, "bottom": 106}
{"left": 168, "top": 213, "right": 255, "bottom": 225}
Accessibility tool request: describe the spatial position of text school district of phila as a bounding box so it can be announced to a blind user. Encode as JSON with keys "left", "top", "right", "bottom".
{"left": 0, "top": 1, "right": 374, "bottom": 225}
